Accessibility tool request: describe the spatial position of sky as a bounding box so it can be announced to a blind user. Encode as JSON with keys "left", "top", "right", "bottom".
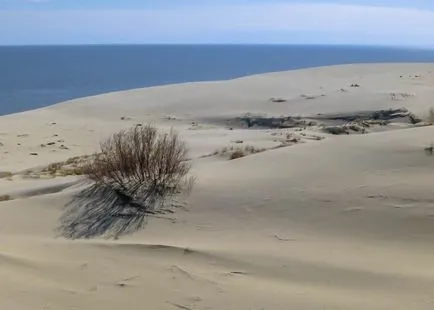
{"left": 1, "top": 0, "right": 434, "bottom": 46}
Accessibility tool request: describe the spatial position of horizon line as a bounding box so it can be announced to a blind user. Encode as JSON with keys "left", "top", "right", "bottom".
{"left": 1, "top": 43, "right": 434, "bottom": 49}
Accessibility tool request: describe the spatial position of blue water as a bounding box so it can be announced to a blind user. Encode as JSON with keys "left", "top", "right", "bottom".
{"left": 1, "top": 45, "right": 434, "bottom": 115}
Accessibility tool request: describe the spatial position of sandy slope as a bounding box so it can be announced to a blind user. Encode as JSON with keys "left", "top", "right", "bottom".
{"left": 2, "top": 63, "right": 434, "bottom": 309}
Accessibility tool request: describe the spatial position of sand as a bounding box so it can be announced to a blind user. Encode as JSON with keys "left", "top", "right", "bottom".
{"left": 1, "top": 63, "right": 434, "bottom": 309}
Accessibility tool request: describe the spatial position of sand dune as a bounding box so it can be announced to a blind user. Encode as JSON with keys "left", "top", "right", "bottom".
{"left": 2, "top": 63, "right": 434, "bottom": 309}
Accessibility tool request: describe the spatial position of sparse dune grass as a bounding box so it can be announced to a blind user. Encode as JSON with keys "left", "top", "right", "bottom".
{"left": 40, "top": 155, "right": 94, "bottom": 177}
{"left": 0, "top": 171, "right": 13, "bottom": 179}
{"left": 212, "top": 144, "right": 266, "bottom": 160}
{"left": 18, "top": 155, "right": 94, "bottom": 179}
{"left": 0, "top": 194, "right": 12, "bottom": 202}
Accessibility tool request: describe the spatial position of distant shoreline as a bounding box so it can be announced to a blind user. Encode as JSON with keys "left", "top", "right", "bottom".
{"left": 1, "top": 45, "right": 434, "bottom": 115}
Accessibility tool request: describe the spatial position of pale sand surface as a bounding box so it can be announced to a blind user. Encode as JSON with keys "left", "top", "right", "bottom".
{"left": 1, "top": 63, "right": 434, "bottom": 309}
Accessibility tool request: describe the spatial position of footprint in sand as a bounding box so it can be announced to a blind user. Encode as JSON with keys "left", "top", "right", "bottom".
{"left": 167, "top": 296, "right": 204, "bottom": 310}
{"left": 273, "top": 233, "right": 297, "bottom": 242}
{"left": 343, "top": 207, "right": 364, "bottom": 212}
{"left": 226, "top": 271, "right": 248, "bottom": 276}
{"left": 114, "top": 275, "right": 140, "bottom": 288}
{"left": 166, "top": 302, "right": 194, "bottom": 310}
{"left": 391, "top": 204, "right": 415, "bottom": 209}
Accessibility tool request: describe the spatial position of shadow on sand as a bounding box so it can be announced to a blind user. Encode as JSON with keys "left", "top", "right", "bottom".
{"left": 57, "top": 184, "right": 157, "bottom": 239}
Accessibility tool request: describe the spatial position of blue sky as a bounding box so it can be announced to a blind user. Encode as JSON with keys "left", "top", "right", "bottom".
{"left": 1, "top": 0, "right": 434, "bottom": 45}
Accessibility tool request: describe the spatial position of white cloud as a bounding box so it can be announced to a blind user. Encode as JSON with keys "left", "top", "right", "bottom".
{"left": 1, "top": 3, "right": 434, "bottom": 44}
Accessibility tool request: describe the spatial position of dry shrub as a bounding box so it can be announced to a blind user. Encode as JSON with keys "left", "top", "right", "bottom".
{"left": 58, "top": 125, "right": 193, "bottom": 239}
{"left": 85, "top": 125, "right": 192, "bottom": 213}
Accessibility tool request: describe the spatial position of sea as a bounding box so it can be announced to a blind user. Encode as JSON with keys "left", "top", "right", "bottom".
{"left": 1, "top": 44, "right": 434, "bottom": 116}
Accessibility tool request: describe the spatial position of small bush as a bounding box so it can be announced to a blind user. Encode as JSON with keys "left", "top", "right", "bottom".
{"left": 85, "top": 125, "right": 191, "bottom": 212}
{"left": 59, "top": 125, "right": 193, "bottom": 239}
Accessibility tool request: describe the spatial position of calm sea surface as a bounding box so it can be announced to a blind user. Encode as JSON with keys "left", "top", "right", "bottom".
{"left": 1, "top": 45, "right": 434, "bottom": 115}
